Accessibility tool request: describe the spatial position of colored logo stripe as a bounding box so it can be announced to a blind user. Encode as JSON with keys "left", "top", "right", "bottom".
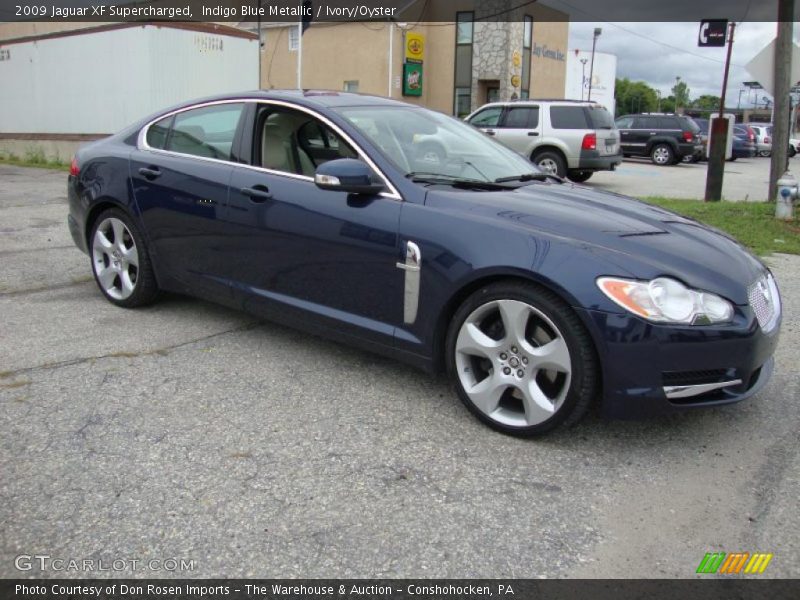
{"left": 697, "top": 552, "right": 773, "bottom": 574}
{"left": 697, "top": 552, "right": 726, "bottom": 574}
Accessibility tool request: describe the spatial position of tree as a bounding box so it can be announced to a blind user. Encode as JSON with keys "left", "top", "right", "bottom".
{"left": 692, "top": 95, "right": 722, "bottom": 111}
{"left": 615, "top": 78, "right": 659, "bottom": 115}
{"left": 672, "top": 79, "right": 691, "bottom": 111}
{"left": 660, "top": 96, "right": 676, "bottom": 113}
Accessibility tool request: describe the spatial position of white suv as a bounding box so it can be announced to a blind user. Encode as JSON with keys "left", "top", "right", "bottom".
{"left": 465, "top": 100, "right": 622, "bottom": 182}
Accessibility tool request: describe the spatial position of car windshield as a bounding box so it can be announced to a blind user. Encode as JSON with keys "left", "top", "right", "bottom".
{"left": 336, "top": 105, "right": 541, "bottom": 182}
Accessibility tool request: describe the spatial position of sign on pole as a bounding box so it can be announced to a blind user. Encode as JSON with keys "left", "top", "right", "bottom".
{"left": 698, "top": 20, "right": 728, "bottom": 47}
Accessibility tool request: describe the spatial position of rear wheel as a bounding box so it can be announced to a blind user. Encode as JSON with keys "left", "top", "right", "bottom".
{"left": 650, "top": 143, "right": 674, "bottom": 166}
{"left": 789, "top": 146, "right": 797, "bottom": 158}
{"left": 446, "top": 281, "right": 598, "bottom": 436}
{"left": 533, "top": 151, "right": 566, "bottom": 178}
{"left": 567, "top": 170, "right": 593, "bottom": 183}
{"left": 90, "top": 208, "right": 159, "bottom": 308}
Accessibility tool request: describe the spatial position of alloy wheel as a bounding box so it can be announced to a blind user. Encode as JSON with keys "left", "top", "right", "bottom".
{"left": 454, "top": 299, "right": 572, "bottom": 428}
{"left": 92, "top": 217, "right": 139, "bottom": 300}
{"left": 537, "top": 158, "right": 559, "bottom": 174}
{"left": 653, "top": 146, "right": 671, "bottom": 165}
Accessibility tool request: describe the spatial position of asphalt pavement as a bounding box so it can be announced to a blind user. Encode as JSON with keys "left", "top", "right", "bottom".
{"left": 586, "top": 155, "right": 798, "bottom": 202}
{"left": 0, "top": 164, "right": 798, "bottom": 578}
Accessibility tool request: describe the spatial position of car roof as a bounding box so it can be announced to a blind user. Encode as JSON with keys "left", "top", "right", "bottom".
{"left": 153, "top": 90, "right": 413, "bottom": 116}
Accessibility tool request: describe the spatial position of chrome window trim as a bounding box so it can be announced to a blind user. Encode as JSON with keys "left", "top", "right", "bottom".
{"left": 136, "top": 97, "right": 403, "bottom": 201}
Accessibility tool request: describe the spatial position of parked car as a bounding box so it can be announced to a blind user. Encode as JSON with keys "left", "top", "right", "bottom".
{"left": 614, "top": 113, "right": 702, "bottom": 165}
{"left": 789, "top": 137, "right": 799, "bottom": 157}
{"left": 684, "top": 117, "right": 709, "bottom": 162}
{"left": 68, "top": 91, "right": 781, "bottom": 437}
{"left": 731, "top": 124, "right": 757, "bottom": 160}
{"left": 465, "top": 100, "right": 622, "bottom": 183}
{"left": 749, "top": 124, "right": 772, "bottom": 157}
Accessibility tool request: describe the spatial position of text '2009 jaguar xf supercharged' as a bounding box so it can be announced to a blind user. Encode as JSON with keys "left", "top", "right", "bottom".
{"left": 67, "top": 91, "right": 782, "bottom": 436}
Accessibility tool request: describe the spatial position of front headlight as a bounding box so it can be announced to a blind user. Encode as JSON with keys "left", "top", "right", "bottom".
{"left": 597, "top": 276, "right": 734, "bottom": 325}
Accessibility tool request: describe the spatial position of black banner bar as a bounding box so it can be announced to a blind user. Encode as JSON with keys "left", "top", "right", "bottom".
{"left": 2, "top": 580, "right": 800, "bottom": 600}
{"left": 1, "top": 0, "right": 798, "bottom": 23}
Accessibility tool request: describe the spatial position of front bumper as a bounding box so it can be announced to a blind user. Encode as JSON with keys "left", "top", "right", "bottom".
{"left": 576, "top": 307, "right": 780, "bottom": 419}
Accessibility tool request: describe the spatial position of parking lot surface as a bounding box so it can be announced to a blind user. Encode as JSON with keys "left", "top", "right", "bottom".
{"left": 1, "top": 164, "right": 798, "bottom": 578}
{"left": 586, "top": 155, "right": 798, "bottom": 202}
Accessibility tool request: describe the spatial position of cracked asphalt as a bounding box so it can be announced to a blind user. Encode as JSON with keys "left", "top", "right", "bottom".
{"left": 1, "top": 164, "right": 798, "bottom": 579}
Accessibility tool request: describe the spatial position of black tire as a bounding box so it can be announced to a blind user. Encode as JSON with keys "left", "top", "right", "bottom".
{"left": 789, "top": 145, "right": 797, "bottom": 158}
{"left": 532, "top": 150, "right": 567, "bottom": 178}
{"left": 650, "top": 143, "right": 674, "bottom": 166}
{"left": 89, "top": 208, "right": 159, "bottom": 308}
{"left": 445, "top": 280, "right": 599, "bottom": 437}
{"left": 566, "top": 170, "right": 593, "bottom": 183}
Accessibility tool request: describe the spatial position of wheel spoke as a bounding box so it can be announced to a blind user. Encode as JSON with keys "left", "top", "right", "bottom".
{"left": 530, "top": 337, "right": 571, "bottom": 373}
{"left": 121, "top": 244, "right": 138, "bottom": 267}
{"left": 120, "top": 270, "right": 136, "bottom": 296}
{"left": 497, "top": 300, "right": 530, "bottom": 345}
{"left": 518, "top": 379, "right": 556, "bottom": 425}
{"left": 96, "top": 266, "right": 117, "bottom": 291}
{"left": 111, "top": 219, "right": 126, "bottom": 246}
{"left": 93, "top": 230, "right": 113, "bottom": 253}
{"left": 466, "top": 372, "right": 506, "bottom": 416}
{"left": 456, "top": 322, "right": 502, "bottom": 358}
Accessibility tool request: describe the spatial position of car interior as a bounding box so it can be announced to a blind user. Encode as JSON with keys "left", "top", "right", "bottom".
{"left": 257, "top": 109, "right": 357, "bottom": 177}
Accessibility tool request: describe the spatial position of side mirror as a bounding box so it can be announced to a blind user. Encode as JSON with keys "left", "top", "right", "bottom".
{"left": 314, "top": 159, "right": 385, "bottom": 195}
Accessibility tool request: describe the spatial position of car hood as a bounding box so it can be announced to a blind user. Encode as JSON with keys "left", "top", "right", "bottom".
{"left": 424, "top": 182, "right": 766, "bottom": 305}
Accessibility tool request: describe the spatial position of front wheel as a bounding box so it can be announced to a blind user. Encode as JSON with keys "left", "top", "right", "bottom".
{"left": 567, "top": 170, "right": 593, "bottom": 183}
{"left": 446, "top": 281, "right": 598, "bottom": 436}
{"left": 789, "top": 146, "right": 797, "bottom": 158}
{"left": 650, "top": 143, "right": 674, "bottom": 166}
{"left": 90, "top": 208, "right": 159, "bottom": 308}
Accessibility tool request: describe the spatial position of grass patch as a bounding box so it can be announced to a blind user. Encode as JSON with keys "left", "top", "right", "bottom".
{"left": 642, "top": 197, "right": 800, "bottom": 257}
{"left": 0, "top": 149, "right": 70, "bottom": 172}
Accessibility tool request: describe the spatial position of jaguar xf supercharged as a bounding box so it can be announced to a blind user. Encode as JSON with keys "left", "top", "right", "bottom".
{"left": 67, "top": 91, "right": 781, "bottom": 436}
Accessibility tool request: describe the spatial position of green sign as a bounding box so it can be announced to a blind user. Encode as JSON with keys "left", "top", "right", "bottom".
{"left": 403, "top": 63, "right": 423, "bottom": 96}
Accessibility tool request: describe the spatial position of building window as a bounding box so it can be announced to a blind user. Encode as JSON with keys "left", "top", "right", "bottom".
{"left": 522, "top": 16, "right": 533, "bottom": 98}
{"left": 343, "top": 80, "right": 359, "bottom": 93}
{"left": 454, "top": 12, "right": 474, "bottom": 117}
{"left": 457, "top": 12, "right": 474, "bottom": 44}
{"left": 289, "top": 27, "right": 299, "bottom": 51}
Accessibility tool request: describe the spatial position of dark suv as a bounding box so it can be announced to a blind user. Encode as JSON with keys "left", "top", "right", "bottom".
{"left": 615, "top": 113, "right": 702, "bottom": 166}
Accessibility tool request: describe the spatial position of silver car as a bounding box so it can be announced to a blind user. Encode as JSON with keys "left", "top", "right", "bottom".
{"left": 749, "top": 124, "right": 772, "bottom": 157}
{"left": 465, "top": 100, "right": 622, "bottom": 183}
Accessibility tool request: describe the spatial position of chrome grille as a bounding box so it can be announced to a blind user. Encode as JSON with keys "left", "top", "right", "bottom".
{"left": 748, "top": 274, "right": 781, "bottom": 332}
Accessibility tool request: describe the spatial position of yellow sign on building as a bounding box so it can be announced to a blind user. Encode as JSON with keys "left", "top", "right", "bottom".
{"left": 405, "top": 32, "right": 425, "bottom": 63}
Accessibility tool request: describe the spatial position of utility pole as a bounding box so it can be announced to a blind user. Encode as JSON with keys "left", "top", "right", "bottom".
{"left": 588, "top": 28, "right": 601, "bottom": 102}
{"left": 704, "top": 21, "right": 736, "bottom": 202}
{"left": 769, "top": 0, "right": 794, "bottom": 202}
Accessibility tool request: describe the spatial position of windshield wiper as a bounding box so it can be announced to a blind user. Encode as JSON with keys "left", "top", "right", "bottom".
{"left": 494, "top": 173, "right": 554, "bottom": 183}
{"left": 406, "top": 172, "right": 513, "bottom": 190}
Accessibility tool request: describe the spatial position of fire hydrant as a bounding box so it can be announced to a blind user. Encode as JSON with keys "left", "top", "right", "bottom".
{"left": 775, "top": 171, "right": 798, "bottom": 220}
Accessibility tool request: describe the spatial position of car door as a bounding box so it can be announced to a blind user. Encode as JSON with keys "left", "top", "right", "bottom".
{"left": 466, "top": 106, "right": 504, "bottom": 139}
{"left": 615, "top": 116, "right": 635, "bottom": 154}
{"left": 223, "top": 103, "right": 404, "bottom": 346}
{"left": 129, "top": 101, "right": 246, "bottom": 304}
{"left": 494, "top": 105, "right": 540, "bottom": 155}
{"left": 630, "top": 116, "right": 657, "bottom": 155}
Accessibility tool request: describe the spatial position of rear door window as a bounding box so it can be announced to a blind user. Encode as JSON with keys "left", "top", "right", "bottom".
{"left": 166, "top": 103, "right": 245, "bottom": 161}
{"left": 632, "top": 116, "right": 656, "bottom": 129}
{"left": 657, "top": 117, "right": 681, "bottom": 129}
{"left": 550, "top": 106, "right": 590, "bottom": 129}
{"left": 502, "top": 107, "right": 539, "bottom": 129}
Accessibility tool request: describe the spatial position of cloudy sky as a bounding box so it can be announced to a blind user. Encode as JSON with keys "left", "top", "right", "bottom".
{"left": 568, "top": 22, "right": 799, "bottom": 107}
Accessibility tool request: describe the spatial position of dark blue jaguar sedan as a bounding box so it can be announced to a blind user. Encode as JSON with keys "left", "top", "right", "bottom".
{"left": 67, "top": 91, "right": 782, "bottom": 436}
